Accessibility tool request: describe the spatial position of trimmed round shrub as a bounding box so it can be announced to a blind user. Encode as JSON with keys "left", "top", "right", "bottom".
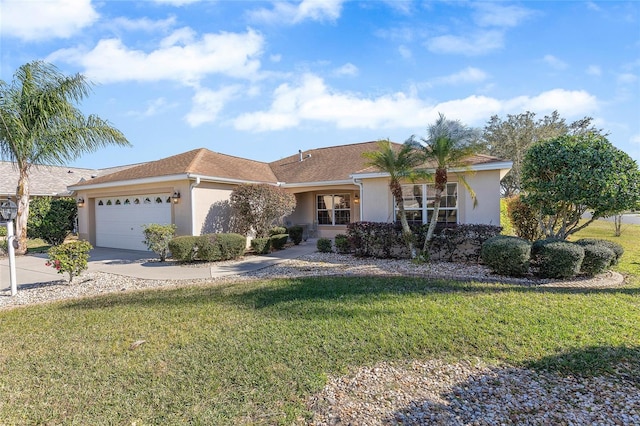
{"left": 268, "top": 227, "right": 287, "bottom": 237}
{"left": 480, "top": 235, "right": 531, "bottom": 277}
{"left": 287, "top": 225, "right": 304, "bottom": 245}
{"left": 575, "top": 238, "right": 624, "bottom": 265}
{"left": 334, "top": 234, "right": 351, "bottom": 254}
{"left": 579, "top": 244, "right": 615, "bottom": 276}
{"left": 317, "top": 238, "right": 333, "bottom": 253}
{"left": 197, "top": 233, "right": 246, "bottom": 261}
{"left": 270, "top": 233, "right": 289, "bottom": 250}
{"left": 168, "top": 236, "right": 198, "bottom": 262}
{"left": 251, "top": 237, "right": 271, "bottom": 254}
{"left": 530, "top": 238, "right": 564, "bottom": 266}
{"left": 536, "top": 241, "right": 585, "bottom": 279}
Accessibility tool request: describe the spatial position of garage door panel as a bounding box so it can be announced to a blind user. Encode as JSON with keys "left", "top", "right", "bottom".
{"left": 95, "top": 194, "right": 172, "bottom": 251}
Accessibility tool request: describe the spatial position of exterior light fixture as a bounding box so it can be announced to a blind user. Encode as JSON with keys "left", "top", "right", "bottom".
{"left": 0, "top": 198, "right": 18, "bottom": 221}
{"left": 354, "top": 193, "right": 360, "bottom": 203}
{"left": 77, "top": 197, "right": 85, "bottom": 207}
{"left": 171, "top": 191, "right": 181, "bottom": 204}
{"left": 0, "top": 198, "right": 18, "bottom": 296}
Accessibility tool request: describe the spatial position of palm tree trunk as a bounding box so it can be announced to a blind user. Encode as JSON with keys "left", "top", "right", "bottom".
{"left": 15, "top": 167, "right": 30, "bottom": 255}
{"left": 391, "top": 181, "right": 416, "bottom": 258}
{"left": 423, "top": 168, "right": 447, "bottom": 253}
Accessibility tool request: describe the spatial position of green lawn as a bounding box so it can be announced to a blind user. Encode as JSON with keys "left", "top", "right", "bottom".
{"left": 1, "top": 221, "right": 638, "bottom": 425}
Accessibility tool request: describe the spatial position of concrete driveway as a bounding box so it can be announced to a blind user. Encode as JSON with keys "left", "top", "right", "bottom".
{"left": 0, "top": 242, "right": 318, "bottom": 291}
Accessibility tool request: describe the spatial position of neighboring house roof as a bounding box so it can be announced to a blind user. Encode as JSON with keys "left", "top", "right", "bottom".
{"left": 0, "top": 162, "right": 137, "bottom": 197}
{"left": 78, "top": 148, "right": 278, "bottom": 187}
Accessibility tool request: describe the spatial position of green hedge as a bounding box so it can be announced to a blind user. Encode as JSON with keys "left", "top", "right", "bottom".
{"left": 536, "top": 241, "right": 585, "bottom": 279}
{"left": 270, "top": 234, "right": 289, "bottom": 250}
{"left": 575, "top": 238, "right": 624, "bottom": 265}
{"left": 168, "top": 236, "right": 198, "bottom": 262}
{"left": 579, "top": 244, "right": 615, "bottom": 276}
{"left": 480, "top": 235, "right": 531, "bottom": 277}
{"left": 251, "top": 237, "right": 271, "bottom": 254}
{"left": 287, "top": 225, "right": 304, "bottom": 245}
{"left": 169, "top": 233, "right": 246, "bottom": 262}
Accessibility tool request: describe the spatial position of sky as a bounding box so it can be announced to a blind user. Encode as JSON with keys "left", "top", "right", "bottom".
{"left": 1, "top": 0, "right": 639, "bottom": 169}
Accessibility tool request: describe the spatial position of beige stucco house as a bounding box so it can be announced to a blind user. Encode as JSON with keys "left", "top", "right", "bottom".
{"left": 68, "top": 141, "right": 511, "bottom": 251}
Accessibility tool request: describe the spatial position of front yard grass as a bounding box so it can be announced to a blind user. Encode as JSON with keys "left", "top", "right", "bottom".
{"left": 0, "top": 221, "right": 638, "bottom": 424}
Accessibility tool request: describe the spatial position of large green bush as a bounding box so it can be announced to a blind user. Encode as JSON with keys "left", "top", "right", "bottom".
{"left": 46, "top": 240, "right": 93, "bottom": 284}
{"left": 28, "top": 197, "right": 77, "bottom": 245}
{"left": 268, "top": 227, "right": 287, "bottom": 237}
{"left": 168, "top": 236, "right": 198, "bottom": 262}
{"left": 536, "top": 241, "right": 585, "bottom": 279}
{"left": 579, "top": 244, "right": 615, "bottom": 277}
{"left": 480, "top": 235, "right": 531, "bottom": 277}
{"left": 142, "top": 224, "right": 177, "bottom": 262}
{"left": 229, "top": 184, "right": 296, "bottom": 238}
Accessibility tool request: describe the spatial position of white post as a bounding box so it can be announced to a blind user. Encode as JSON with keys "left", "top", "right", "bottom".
{"left": 7, "top": 220, "right": 17, "bottom": 296}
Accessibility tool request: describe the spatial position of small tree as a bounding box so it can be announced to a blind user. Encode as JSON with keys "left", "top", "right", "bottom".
{"left": 521, "top": 133, "right": 640, "bottom": 239}
{"left": 46, "top": 240, "right": 93, "bottom": 284}
{"left": 230, "top": 183, "right": 296, "bottom": 238}
{"left": 142, "top": 224, "right": 177, "bottom": 261}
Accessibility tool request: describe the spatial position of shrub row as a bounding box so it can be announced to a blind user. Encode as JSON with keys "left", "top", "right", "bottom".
{"left": 346, "top": 221, "right": 501, "bottom": 260}
{"left": 481, "top": 237, "right": 623, "bottom": 279}
{"left": 169, "top": 233, "right": 246, "bottom": 262}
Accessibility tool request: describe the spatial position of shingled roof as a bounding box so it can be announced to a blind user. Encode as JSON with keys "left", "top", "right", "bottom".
{"left": 69, "top": 142, "right": 510, "bottom": 189}
{"left": 79, "top": 148, "right": 278, "bottom": 186}
{"left": 0, "top": 162, "right": 136, "bottom": 197}
{"left": 269, "top": 141, "right": 391, "bottom": 184}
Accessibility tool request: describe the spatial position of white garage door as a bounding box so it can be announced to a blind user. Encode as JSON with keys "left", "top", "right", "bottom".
{"left": 95, "top": 194, "right": 172, "bottom": 251}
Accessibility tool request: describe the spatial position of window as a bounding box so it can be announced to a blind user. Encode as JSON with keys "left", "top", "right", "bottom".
{"left": 396, "top": 183, "right": 458, "bottom": 225}
{"left": 317, "top": 194, "right": 351, "bottom": 225}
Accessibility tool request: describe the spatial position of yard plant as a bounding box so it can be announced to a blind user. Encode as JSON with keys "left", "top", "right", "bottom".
{"left": 45, "top": 240, "right": 93, "bottom": 283}
{"left": 1, "top": 220, "right": 638, "bottom": 424}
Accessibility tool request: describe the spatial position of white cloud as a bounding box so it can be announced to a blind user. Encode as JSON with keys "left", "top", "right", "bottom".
{"left": 247, "top": 0, "right": 344, "bottom": 25}
{"left": 398, "top": 45, "right": 412, "bottom": 59}
{"left": 631, "top": 133, "right": 640, "bottom": 145}
{"left": 233, "top": 74, "right": 598, "bottom": 132}
{"left": 473, "top": 3, "right": 535, "bottom": 28}
{"left": 504, "top": 89, "right": 598, "bottom": 117}
{"left": 110, "top": 16, "right": 177, "bottom": 32}
{"left": 127, "top": 97, "right": 177, "bottom": 118}
{"left": 186, "top": 86, "right": 240, "bottom": 127}
{"left": 270, "top": 54, "right": 282, "bottom": 63}
{"left": 426, "top": 30, "right": 504, "bottom": 55}
{"left": 617, "top": 73, "right": 638, "bottom": 84}
{"left": 426, "top": 67, "right": 488, "bottom": 87}
{"left": 333, "top": 63, "right": 358, "bottom": 77}
{"left": 153, "top": 0, "right": 202, "bottom": 5}
{"left": 49, "top": 28, "right": 264, "bottom": 85}
{"left": 587, "top": 65, "right": 602, "bottom": 76}
{"left": 0, "top": 0, "right": 98, "bottom": 41}
{"left": 543, "top": 54, "right": 569, "bottom": 70}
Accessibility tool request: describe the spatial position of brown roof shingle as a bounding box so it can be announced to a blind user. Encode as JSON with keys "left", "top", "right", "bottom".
{"left": 269, "top": 141, "right": 389, "bottom": 183}
{"left": 80, "top": 148, "right": 278, "bottom": 185}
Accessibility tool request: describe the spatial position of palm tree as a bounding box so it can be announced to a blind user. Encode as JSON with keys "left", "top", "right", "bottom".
{"left": 362, "top": 139, "right": 427, "bottom": 258}
{"left": 0, "top": 61, "right": 130, "bottom": 253}
{"left": 406, "top": 113, "right": 480, "bottom": 252}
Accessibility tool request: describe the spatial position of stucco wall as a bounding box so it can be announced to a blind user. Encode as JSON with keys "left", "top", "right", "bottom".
{"left": 192, "top": 182, "right": 236, "bottom": 235}
{"left": 359, "top": 170, "right": 503, "bottom": 226}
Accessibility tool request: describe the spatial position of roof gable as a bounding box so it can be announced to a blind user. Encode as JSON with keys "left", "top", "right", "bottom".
{"left": 80, "top": 148, "right": 278, "bottom": 185}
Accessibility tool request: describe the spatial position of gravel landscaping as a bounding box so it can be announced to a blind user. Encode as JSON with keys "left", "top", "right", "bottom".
{"left": 1, "top": 252, "right": 635, "bottom": 425}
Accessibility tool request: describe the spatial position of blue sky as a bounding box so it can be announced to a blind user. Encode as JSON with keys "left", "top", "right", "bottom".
{"left": 1, "top": 0, "right": 639, "bottom": 169}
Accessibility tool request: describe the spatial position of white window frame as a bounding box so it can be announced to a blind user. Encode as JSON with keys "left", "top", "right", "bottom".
{"left": 317, "top": 194, "right": 351, "bottom": 226}
{"left": 395, "top": 183, "right": 458, "bottom": 225}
